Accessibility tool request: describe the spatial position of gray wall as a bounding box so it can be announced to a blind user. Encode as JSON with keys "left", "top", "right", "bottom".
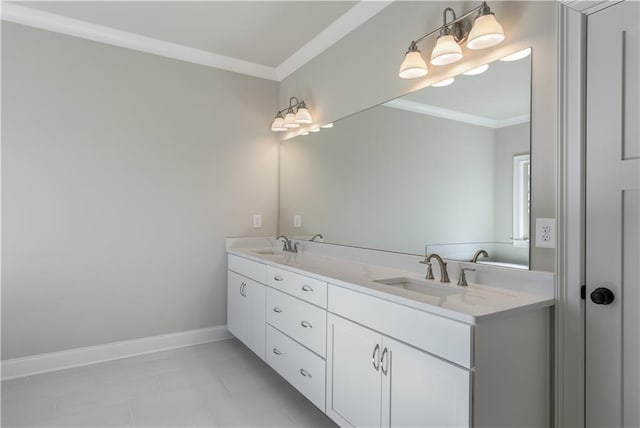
{"left": 279, "top": 106, "right": 496, "bottom": 255}
{"left": 1, "top": 23, "right": 279, "bottom": 359}
{"left": 279, "top": 1, "right": 557, "bottom": 271}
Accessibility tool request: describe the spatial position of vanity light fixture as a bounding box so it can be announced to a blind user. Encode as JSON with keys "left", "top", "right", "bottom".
{"left": 462, "top": 64, "right": 489, "bottom": 75}
{"left": 399, "top": 1, "right": 504, "bottom": 79}
{"left": 499, "top": 47, "right": 531, "bottom": 62}
{"left": 432, "top": 77, "right": 455, "bottom": 87}
{"left": 271, "top": 97, "right": 313, "bottom": 132}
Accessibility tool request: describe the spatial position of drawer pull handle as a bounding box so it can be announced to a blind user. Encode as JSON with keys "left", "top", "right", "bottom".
{"left": 301, "top": 284, "right": 314, "bottom": 292}
{"left": 372, "top": 344, "right": 380, "bottom": 371}
{"left": 381, "top": 347, "right": 389, "bottom": 375}
{"left": 240, "top": 283, "right": 246, "bottom": 297}
{"left": 272, "top": 348, "right": 282, "bottom": 355}
{"left": 300, "top": 368, "right": 312, "bottom": 378}
{"left": 300, "top": 321, "right": 312, "bottom": 329}
{"left": 274, "top": 275, "right": 283, "bottom": 281}
{"left": 273, "top": 307, "right": 283, "bottom": 313}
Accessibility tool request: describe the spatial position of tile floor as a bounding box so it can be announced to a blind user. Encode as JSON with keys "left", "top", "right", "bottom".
{"left": 1, "top": 339, "right": 338, "bottom": 427}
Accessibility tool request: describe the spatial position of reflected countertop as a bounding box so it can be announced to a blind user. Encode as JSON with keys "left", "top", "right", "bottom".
{"left": 228, "top": 247, "right": 554, "bottom": 325}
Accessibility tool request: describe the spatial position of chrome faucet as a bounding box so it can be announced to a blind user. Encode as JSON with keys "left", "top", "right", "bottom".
{"left": 276, "top": 235, "right": 298, "bottom": 253}
{"left": 471, "top": 249, "right": 489, "bottom": 263}
{"left": 457, "top": 268, "right": 475, "bottom": 286}
{"left": 424, "top": 253, "right": 450, "bottom": 283}
{"left": 309, "top": 234, "right": 324, "bottom": 242}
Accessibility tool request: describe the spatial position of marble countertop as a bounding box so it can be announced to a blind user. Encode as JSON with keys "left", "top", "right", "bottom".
{"left": 228, "top": 247, "right": 554, "bottom": 324}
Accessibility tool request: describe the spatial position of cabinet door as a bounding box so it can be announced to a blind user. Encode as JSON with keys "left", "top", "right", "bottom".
{"left": 245, "top": 279, "right": 266, "bottom": 360}
{"left": 227, "top": 271, "right": 248, "bottom": 343}
{"left": 327, "top": 314, "right": 382, "bottom": 428}
{"left": 381, "top": 336, "right": 470, "bottom": 428}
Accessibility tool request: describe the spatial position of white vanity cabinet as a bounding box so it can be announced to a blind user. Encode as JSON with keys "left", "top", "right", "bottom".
{"left": 227, "top": 255, "right": 266, "bottom": 360}
{"left": 327, "top": 314, "right": 470, "bottom": 428}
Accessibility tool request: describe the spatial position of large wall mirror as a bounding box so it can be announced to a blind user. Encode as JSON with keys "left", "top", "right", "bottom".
{"left": 279, "top": 49, "right": 532, "bottom": 269}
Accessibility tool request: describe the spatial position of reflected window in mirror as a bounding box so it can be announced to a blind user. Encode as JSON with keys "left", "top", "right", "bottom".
{"left": 512, "top": 154, "right": 530, "bottom": 248}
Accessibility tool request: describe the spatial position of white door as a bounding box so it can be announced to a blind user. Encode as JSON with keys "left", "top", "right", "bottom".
{"left": 245, "top": 279, "right": 266, "bottom": 360}
{"left": 326, "top": 314, "right": 383, "bottom": 428}
{"left": 381, "top": 336, "right": 470, "bottom": 428}
{"left": 227, "top": 271, "right": 248, "bottom": 342}
{"left": 586, "top": 2, "right": 639, "bottom": 426}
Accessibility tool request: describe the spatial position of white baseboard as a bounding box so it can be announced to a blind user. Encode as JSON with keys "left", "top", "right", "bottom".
{"left": 1, "top": 325, "right": 233, "bottom": 380}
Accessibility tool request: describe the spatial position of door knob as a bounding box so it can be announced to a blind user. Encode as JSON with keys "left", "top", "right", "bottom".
{"left": 590, "top": 287, "right": 615, "bottom": 305}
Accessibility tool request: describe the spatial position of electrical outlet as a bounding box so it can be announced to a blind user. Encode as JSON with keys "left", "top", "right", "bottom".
{"left": 535, "top": 218, "right": 556, "bottom": 248}
{"left": 293, "top": 215, "right": 302, "bottom": 228}
{"left": 252, "top": 214, "right": 262, "bottom": 228}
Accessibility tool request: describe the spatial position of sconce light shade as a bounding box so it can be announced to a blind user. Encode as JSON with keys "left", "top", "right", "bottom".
{"left": 432, "top": 77, "right": 455, "bottom": 87}
{"left": 399, "top": 44, "right": 428, "bottom": 79}
{"left": 467, "top": 13, "right": 504, "bottom": 50}
{"left": 430, "top": 34, "right": 463, "bottom": 66}
{"left": 462, "top": 64, "right": 489, "bottom": 75}
{"left": 271, "top": 113, "right": 287, "bottom": 132}
{"left": 499, "top": 47, "right": 531, "bottom": 62}
{"left": 283, "top": 111, "right": 299, "bottom": 128}
{"left": 295, "top": 102, "right": 313, "bottom": 124}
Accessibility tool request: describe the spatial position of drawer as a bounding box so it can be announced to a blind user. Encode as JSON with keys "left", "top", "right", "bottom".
{"left": 266, "top": 288, "right": 327, "bottom": 357}
{"left": 328, "top": 285, "right": 473, "bottom": 368}
{"left": 228, "top": 254, "right": 266, "bottom": 284}
{"left": 266, "top": 325, "right": 326, "bottom": 412}
{"left": 266, "top": 265, "right": 327, "bottom": 308}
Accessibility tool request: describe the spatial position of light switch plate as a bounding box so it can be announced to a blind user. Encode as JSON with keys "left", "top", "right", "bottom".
{"left": 293, "top": 215, "right": 302, "bottom": 228}
{"left": 535, "top": 218, "right": 556, "bottom": 248}
{"left": 252, "top": 214, "right": 262, "bottom": 228}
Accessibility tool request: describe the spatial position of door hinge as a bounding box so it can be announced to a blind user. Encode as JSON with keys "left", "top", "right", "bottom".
{"left": 581, "top": 285, "right": 586, "bottom": 300}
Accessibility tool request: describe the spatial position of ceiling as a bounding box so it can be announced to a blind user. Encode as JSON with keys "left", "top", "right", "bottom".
{"left": 2, "top": 1, "right": 389, "bottom": 81}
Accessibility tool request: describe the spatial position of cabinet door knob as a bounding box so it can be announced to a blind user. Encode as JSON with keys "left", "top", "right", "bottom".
{"left": 274, "top": 275, "right": 283, "bottom": 281}
{"left": 273, "top": 307, "right": 283, "bottom": 313}
{"left": 380, "top": 348, "right": 389, "bottom": 375}
{"left": 299, "top": 368, "right": 312, "bottom": 378}
{"left": 302, "top": 284, "right": 313, "bottom": 292}
{"left": 372, "top": 344, "right": 380, "bottom": 371}
{"left": 272, "top": 348, "right": 282, "bottom": 355}
{"left": 590, "top": 287, "right": 615, "bottom": 305}
{"left": 300, "top": 321, "right": 312, "bottom": 329}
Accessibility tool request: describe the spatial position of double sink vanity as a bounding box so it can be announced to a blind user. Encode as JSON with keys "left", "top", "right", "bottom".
{"left": 226, "top": 237, "right": 554, "bottom": 428}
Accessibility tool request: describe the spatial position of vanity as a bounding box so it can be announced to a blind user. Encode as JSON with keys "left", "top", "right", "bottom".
{"left": 226, "top": 239, "right": 553, "bottom": 428}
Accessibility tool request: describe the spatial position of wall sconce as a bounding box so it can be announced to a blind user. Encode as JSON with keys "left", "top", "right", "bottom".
{"left": 399, "top": 1, "right": 504, "bottom": 79}
{"left": 271, "top": 97, "right": 312, "bottom": 132}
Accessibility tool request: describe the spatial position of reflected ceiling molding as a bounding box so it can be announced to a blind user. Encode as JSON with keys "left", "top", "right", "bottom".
{"left": 383, "top": 98, "right": 529, "bottom": 129}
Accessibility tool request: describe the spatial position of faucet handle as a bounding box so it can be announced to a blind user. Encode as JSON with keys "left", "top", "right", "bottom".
{"left": 420, "top": 259, "right": 435, "bottom": 280}
{"left": 457, "top": 268, "right": 476, "bottom": 287}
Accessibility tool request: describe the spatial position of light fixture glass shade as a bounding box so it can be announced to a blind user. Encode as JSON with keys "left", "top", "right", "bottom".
{"left": 399, "top": 50, "right": 428, "bottom": 79}
{"left": 432, "top": 77, "right": 455, "bottom": 87}
{"left": 321, "top": 123, "right": 334, "bottom": 128}
{"left": 310, "top": 127, "right": 320, "bottom": 133}
{"left": 430, "top": 34, "right": 463, "bottom": 66}
{"left": 499, "top": 47, "right": 531, "bottom": 62}
{"left": 295, "top": 104, "right": 312, "bottom": 124}
{"left": 301, "top": 131, "right": 309, "bottom": 136}
{"left": 467, "top": 14, "right": 504, "bottom": 50}
{"left": 283, "top": 111, "right": 299, "bottom": 128}
{"left": 271, "top": 114, "right": 287, "bottom": 132}
{"left": 462, "top": 64, "right": 489, "bottom": 75}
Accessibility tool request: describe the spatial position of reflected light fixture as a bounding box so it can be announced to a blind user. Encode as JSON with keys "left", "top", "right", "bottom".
{"left": 462, "top": 64, "right": 489, "bottom": 75}
{"left": 321, "top": 123, "right": 334, "bottom": 129}
{"left": 399, "top": 2, "right": 504, "bottom": 79}
{"left": 310, "top": 127, "right": 321, "bottom": 133}
{"left": 499, "top": 47, "right": 531, "bottom": 62}
{"left": 432, "top": 77, "right": 455, "bottom": 87}
{"left": 271, "top": 97, "right": 313, "bottom": 132}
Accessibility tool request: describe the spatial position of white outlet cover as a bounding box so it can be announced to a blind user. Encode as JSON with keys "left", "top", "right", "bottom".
{"left": 294, "top": 215, "right": 302, "bottom": 228}
{"left": 252, "top": 214, "right": 262, "bottom": 228}
{"left": 535, "top": 218, "right": 556, "bottom": 248}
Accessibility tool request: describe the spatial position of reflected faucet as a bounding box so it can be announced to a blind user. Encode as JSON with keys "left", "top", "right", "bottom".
{"left": 309, "top": 234, "right": 324, "bottom": 242}
{"left": 425, "top": 253, "right": 450, "bottom": 283}
{"left": 471, "top": 249, "right": 489, "bottom": 263}
{"left": 276, "top": 235, "right": 298, "bottom": 253}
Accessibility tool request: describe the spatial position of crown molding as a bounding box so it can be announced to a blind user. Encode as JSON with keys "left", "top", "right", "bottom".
{"left": 559, "top": 0, "right": 622, "bottom": 15}
{"left": 383, "top": 98, "right": 530, "bottom": 129}
{"left": 1, "top": 1, "right": 393, "bottom": 82}
{"left": 276, "top": 1, "right": 393, "bottom": 80}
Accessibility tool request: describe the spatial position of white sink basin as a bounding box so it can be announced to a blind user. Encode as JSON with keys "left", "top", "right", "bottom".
{"left": 373, "top": 277, "right": 466, "bottom": 298}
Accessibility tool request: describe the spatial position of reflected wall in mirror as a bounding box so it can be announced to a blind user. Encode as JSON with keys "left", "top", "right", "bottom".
{"left": 279, "top": 50, "right": 532, "bottom": 269}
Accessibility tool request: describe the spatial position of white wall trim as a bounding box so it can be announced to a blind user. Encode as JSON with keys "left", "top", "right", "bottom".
{"left": 383, "top": 98, "right": 530, "bottom": 129}
{"left": 1, "top": 2, "right": 393, "bottom": 82}
{"left": 275, "top": 1, "right": 394, "bottom": 80}
{"left": 0, "top": 326, "right": 233, "bottom": 380}
{"left": 0, "top": 3, "right": 279, "bottom": 81}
